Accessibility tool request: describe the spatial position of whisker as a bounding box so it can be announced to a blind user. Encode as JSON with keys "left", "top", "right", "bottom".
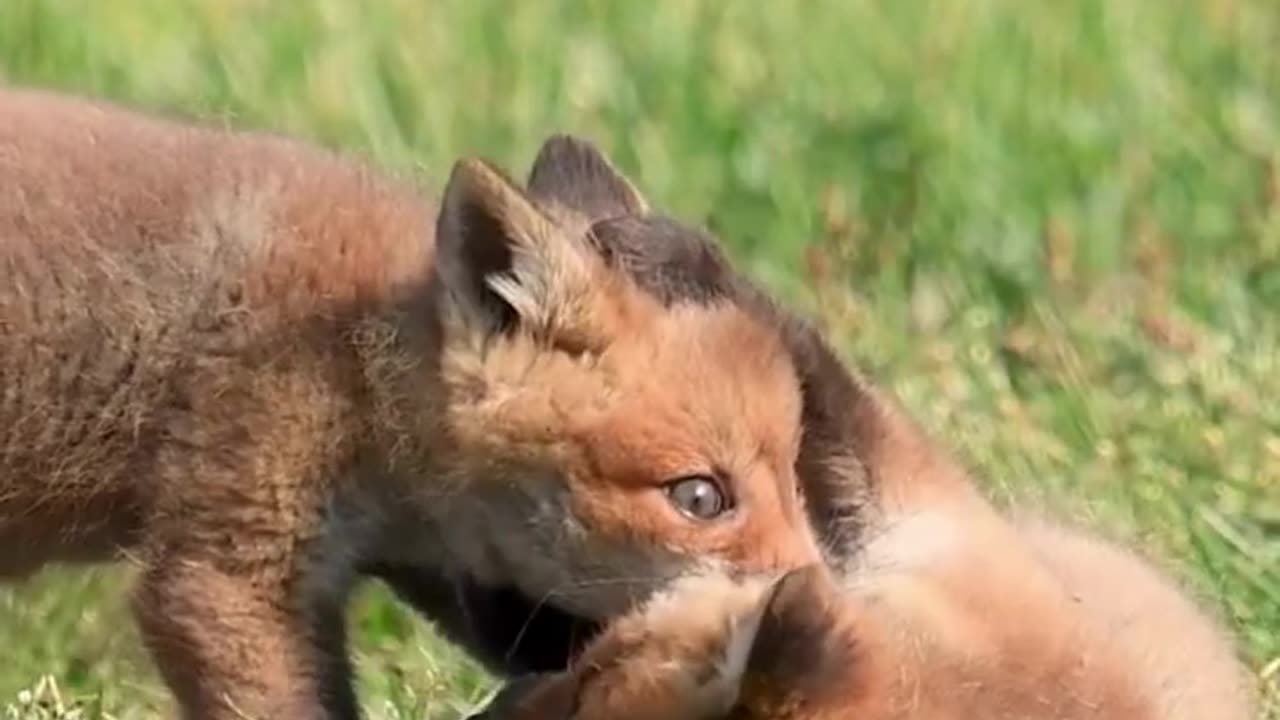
{"left": 501, "top": 587, "right": 557, "bottom": 666}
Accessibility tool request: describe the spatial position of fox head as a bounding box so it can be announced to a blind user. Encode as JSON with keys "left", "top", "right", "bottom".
{"left": 379, "top": 136, "right": 827, "bottom": 673}
{"left": 466, "top": 565, "right": 860, "bottom": 720}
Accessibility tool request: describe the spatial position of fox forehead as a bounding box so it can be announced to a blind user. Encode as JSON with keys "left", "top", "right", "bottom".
{"left": 442, "top": 292, "right": 803, "bottom": 470}
{"left": 584, "top": 301, "right": 803, "bottom": 475}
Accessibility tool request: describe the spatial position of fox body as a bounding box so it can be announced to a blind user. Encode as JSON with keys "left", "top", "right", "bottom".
{"left": 0, "top": 89, "right": 825, "bottom": 719}
{"left": 469, "top": 193, "right": 1257, "bottom": 718}
{"left": 478, "top": 516, "right": 1255, "bottom": 720}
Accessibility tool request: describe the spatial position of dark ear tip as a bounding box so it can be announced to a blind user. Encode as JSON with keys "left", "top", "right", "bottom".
{"left": 534, "top": 133, "right": 602, "bottom": 159}
{"left": 529, "top": 134, "right": 612, "bottom": 183}
{"left": 445, "top": 156, "right": 501, "bottom": 190}
{"left": 526, "top": 133, "right": 649, "bottom": 219}
{"left": 440, "top": 157, "right": 531, "bottom": 223}
{"left": 441, "top": 157, "right": 484, "bottom": 204}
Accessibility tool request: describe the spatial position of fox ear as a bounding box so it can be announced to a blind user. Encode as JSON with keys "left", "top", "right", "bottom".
{"left": 736, "top": 564, "right": 835, "bottom": 678}
{"left": 526, "top": 134, "right": 649, "bottom": 221}
{"left": 718, "top": 566, "right": 827, "bottom": 689}
{"left": 435, "top": 156, "right": 601, "bottom": 344}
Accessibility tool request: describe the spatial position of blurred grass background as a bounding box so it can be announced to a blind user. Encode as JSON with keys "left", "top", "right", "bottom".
{"left": 1, "top": 0, "right": 1277, "bottom": 717}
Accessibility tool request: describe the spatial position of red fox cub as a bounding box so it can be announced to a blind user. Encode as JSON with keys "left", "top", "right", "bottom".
{"left": 463, "top": 158, "right": 1258, "bottom": 719}
{"left": 0, "top": 89, "right": 825, "bottom": 719}
{"left": 475, "top": 548, "right": 1254, "bottom": 719}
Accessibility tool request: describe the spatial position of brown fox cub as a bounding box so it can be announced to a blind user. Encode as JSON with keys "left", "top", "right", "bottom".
{"left": 464, "top": 168, "right": 1258, "bottom": 719}
{"left": 0, "top": 89, "right": 825, "bottom": 719}
{"left": 475, "top": 550, "right": 1254, "bottom": 720}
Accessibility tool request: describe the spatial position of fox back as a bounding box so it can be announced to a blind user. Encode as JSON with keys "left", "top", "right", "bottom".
{"left": 0, "top": 88, "right": 435, "bottom": 575}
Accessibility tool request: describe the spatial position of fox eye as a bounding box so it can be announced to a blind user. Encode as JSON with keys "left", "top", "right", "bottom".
{"left": 665, "top": 475, "right": 730, "bottom": 520}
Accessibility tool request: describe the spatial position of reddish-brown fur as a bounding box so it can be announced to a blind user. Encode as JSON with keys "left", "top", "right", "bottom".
{"left": 468, "top": 156, "right": 1258, "bottom": 720}
{"left": 480, "top": 523, "right": 1255, "bottom": 720}
{"left": 0, "top": 89, "right": 825, "bottom": 719}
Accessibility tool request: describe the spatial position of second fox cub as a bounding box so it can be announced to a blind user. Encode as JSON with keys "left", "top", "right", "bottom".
{"left": 0, "top": 89, "right": 824, "bottom": 719}
{"left": 477, "top": 546, "right": 1253, "bottom": 719}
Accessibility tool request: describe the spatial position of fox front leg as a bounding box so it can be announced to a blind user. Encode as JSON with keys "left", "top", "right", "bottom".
{"left": 133, "top": 555, "right": 357, "bottom": 720}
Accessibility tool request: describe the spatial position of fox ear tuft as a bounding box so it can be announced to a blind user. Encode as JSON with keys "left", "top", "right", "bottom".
{"left": 435, "top": 156, "right": 597, "bottom": 340}
{"left": 527, "top": 134, "right": 649, "bottom": 221}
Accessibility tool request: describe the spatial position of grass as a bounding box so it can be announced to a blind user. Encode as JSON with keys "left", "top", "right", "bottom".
{"left": 0, "top": 0, "right": 1277, "bottom": 716}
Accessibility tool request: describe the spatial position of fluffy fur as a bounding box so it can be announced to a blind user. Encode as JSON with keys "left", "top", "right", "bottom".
{"left": 0, "top": 89, "right": 826, "bottom": 719}
{"left": 476, "top": 523, "right": 1256, "bottom": 719}
{"left": 467, "top": 145, "right": 1259, "bottom": 720}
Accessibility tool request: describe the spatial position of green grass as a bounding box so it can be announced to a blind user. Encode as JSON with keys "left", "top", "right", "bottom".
{"left": 1, "top": 0, "right": 1277, "bottom": 716}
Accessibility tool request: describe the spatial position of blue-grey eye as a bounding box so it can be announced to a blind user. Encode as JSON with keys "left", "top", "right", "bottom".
{"left": 665, "top": 475, "right": 730, "bottom": 520}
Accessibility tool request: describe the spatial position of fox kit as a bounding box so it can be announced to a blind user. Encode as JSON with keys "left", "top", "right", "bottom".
{"left": 475, "top": 552, "right": 1253, "bottom": 720}
{"left": 0, "top": 89, "right": 825, "bottom": 719}
{"left": 466, "top": 151, "right": 1258, "bottom": 718}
